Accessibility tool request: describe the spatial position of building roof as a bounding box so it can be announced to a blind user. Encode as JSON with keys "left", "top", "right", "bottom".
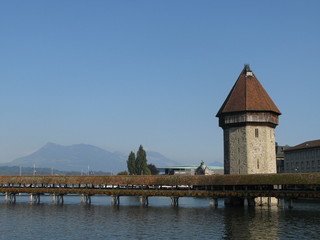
{"left": 216, "top": 65, "right": 281, "bottom": 117}
{"left": 284, "top": 140, "right": 320, "bottom": 152}
{"left": 276, "top": 145, "right": 290, "bottom": 159}
{"left": 157, "top": 165, "right": 224, "bottom": 170}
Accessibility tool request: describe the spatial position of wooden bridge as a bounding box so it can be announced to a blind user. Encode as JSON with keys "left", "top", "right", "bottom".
{"left": 1, "top": 173, "right": 319, "bottom": 208}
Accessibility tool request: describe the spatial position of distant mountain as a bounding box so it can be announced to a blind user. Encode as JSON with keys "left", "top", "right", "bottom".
{"left": 3, "top": 143, "right": 179, "bottom": 174}
{"left": 0, "top": 166, "right": 111, "bottom": 176}
{"left": 147, "top": 151, "right": 180, "bottom": 167}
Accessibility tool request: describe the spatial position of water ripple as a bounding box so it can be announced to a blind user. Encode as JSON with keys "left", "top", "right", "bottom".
{"left": 0, "top": 196, "right": 319, "bottom": 239}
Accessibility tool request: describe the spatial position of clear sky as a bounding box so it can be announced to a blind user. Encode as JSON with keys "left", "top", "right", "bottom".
{"left": 0, "top": 1, "right": 319, "bottom": 165}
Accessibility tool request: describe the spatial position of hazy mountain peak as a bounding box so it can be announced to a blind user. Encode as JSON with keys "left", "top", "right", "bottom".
{"left": 43, "top": 142, "right": 61, "bottom": 148}
{"left": 4, "top": 143, "right": 179, "bottom": 174}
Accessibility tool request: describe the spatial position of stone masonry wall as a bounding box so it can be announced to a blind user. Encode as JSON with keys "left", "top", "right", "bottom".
{"left": 246, "top": 125, "right": 276, "bottom": 174}
{"left": 224, "top": 126, "right": 247, "bottom": 174}
{"left": 224, "top": 125, "right": 277, "bottom": 174}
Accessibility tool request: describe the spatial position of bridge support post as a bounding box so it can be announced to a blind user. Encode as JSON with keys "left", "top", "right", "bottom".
{"left": 171, "top": 196, "right": 179, "bottom": 206}
{"left": 288, "top": 199, "right": 293, "bottom": 209}
{"left": 5, "top": 192, "right": 16, "bottom": 203}
{"left": 225, "top": 197, "right": 244, "bottom": 206}
{"left": 30, "top": 193, "right": 40, "bottom": 204}
{"left": 52, "top": 194, "right": 64, "bottom": 204}
{"left": 246, "top": 197, "right": 256, "bottom": 207}
{"left": 210, "top": 198, "right": 218, "bottom": 207}
{"left": 267, "top": 197, "right": 271, "bottom": 207}
{"left": 255, "top": 197, "right": 277, "bottom": 207}
{"left": 111, "top": 195, "right": 120, "bottom": 206}
{"left": 81, "top": 194, "right": 91, "bottom": 205}
{"left": 140, "top": 196, "right": 149, "bottom": 206}
{"left": 277, "top": 198, "right": 285, "bottom": 208}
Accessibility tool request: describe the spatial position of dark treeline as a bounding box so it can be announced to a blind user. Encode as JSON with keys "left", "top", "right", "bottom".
{"left": 127, "top": 145, "right": 159, "bottom": 175}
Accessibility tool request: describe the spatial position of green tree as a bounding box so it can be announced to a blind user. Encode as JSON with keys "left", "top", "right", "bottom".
{"left": 127, "top": 151, "right": 136, "bottom": 175}
{"left": 135, "top": 145, "right": 151, "bottom": 175}
{"left": 117, "top": 171, "right": 128, "bottom": 175}
{"left": 147, "top": 164, "right": 159, "bottom": 175}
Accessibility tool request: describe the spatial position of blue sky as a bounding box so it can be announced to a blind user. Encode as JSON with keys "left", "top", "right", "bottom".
{"left": 0, "top": 1, "right": 319, "bottom": 165}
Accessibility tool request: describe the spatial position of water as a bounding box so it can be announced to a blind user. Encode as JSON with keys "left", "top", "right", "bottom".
{"left": 0, "top": 195, "right": 319, "bottom": 240}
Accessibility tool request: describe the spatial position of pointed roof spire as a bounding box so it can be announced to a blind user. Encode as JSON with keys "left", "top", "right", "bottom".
{"left": 216, "top": 65, "right": 281, "bottom": 117}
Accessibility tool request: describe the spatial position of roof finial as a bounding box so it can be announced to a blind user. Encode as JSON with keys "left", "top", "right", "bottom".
{"left": 244, "top": 64, "right": 251, "bottom": 72}
{"left": 244, "top": 64, "right": 253, "bottom": 77}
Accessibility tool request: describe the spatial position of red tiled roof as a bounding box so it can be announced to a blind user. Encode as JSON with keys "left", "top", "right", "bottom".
{"left": 285, "top": 140, "right": 320, "bottom": 151}
{"left": 216, "top": 65, "right": 281, "bottom": 117}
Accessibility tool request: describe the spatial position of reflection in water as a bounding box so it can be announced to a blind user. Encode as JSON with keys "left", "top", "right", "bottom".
{"left": 0, "top": 196, "right": 319, "bottom": 240}
{"left": 222, "top": 207, "right": 280, "bottom": 240}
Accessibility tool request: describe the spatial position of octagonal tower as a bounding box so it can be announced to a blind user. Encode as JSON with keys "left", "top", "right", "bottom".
{"left": 216, "top": 65, "right": 281, "bottom": 175}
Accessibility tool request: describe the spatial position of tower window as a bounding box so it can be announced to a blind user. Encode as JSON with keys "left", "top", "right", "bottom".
{"left": 257, "top": 159, "right": 260, "bottom": 169}
{"left": 255, "top": 128, "right": 259, "bottom": 138}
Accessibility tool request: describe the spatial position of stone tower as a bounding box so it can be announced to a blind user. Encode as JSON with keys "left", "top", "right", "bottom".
{"left": 216, "top": 65, "right": 281, "bottom": 175}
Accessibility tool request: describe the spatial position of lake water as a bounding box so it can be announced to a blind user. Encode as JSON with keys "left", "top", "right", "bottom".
{"left": 0, "top": 195, "right": 319, "bottom": 240}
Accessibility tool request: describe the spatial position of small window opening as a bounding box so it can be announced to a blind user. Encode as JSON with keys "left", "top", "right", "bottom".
{"left": 255, "top": 128, "right": 259, "bottom": 138}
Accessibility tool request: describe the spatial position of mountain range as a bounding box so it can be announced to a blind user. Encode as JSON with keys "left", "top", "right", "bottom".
{"left": 3, "top": 143, "right": 180, "bottom": 174}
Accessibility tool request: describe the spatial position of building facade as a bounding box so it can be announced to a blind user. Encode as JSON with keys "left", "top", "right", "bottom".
{"left": 216, "top": 65, "right": 281, "bottom": 175}
{"left": 276, "top": 144, "right": 289, "bottom": 173}
{"left": 158, "top": 164, "right": 223, "bottom": 175}
{"left": 284, "top": 140, "right": 320, "bottom": 173}
{"left": 195, "top": 161, "right": 212, "bottom": 175}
